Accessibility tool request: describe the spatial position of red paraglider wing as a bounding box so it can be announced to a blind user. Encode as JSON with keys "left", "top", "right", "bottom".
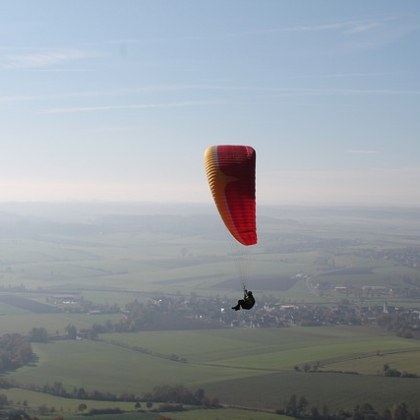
{"left": 204, "top": 145, "right": 257, "bottom": 246}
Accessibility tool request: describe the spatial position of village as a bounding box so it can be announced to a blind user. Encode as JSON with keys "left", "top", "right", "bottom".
{"left": 42, "top": 288, "right": 420, "bottom": 342}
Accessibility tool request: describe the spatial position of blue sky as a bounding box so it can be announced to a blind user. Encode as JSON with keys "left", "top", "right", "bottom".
{"left": 1, "top": 1, "right": 419, "bottom": 206}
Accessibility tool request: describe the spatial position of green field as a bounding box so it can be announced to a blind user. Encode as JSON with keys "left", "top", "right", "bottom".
{"left": 4, "top": 388, "right": 288, "bottom": 420}
{"left": 323, "top": 348, "right": 420, "bottom": 375}
{"left": 3, "top": 388, "right": 142, "bottom": 416}
{"left": 1, "top": 203, "right": 420, "bottom": 417}
{"left": 7, "top": 326, "right": 420, "bottom": 414}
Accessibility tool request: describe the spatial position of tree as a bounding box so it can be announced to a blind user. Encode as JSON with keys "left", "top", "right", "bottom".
{"left": 383, "top": 408, "right": 393, "bottom": 420}
{"left": 322, "top": 403, "right": 330, "bottom": 418}
{"left": 297, "top": 396, "right": 309, "bottom": 417}
{"left": 29, "top": 327, "right": 48, "bottom": 343}
{"left": 194, "top": 388, "right": 205, "bottom": 404}
{"left": 78, "top": 403, "right": 87, "bottom": 412}
{"left": 0, "top": 334, "right": 33, "bottom": 372}
{"left": 0, "top": 394, "right": 8, "bottom": 408}
{"left": 310, "top": 406, "right": 320, "bottom": 419}
{"left": 38, "top": 404, "right": 49, "bottom": 415}
{"left": 65, "top": 324, "right": 77, "bottom": 340}
{"left": 77, "top": 387, "right": 87, "bottom": 399}
{"left": 393, "top": 402, "right": 410, "bottom": 420}
{"left": 285, "top": 394, "right": 297, "bottom": 417}
{"left": 52, "top": 382, "right": 66, "bottom": 397}
{"left": 353, "top": 403, "right": 378, "bottom": 420}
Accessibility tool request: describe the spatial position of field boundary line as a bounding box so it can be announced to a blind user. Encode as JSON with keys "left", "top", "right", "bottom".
{"left": 318, "top": 346, "right": 420, "bottom": 368}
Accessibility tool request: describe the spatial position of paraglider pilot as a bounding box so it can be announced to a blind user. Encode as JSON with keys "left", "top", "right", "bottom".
{"left": 232, "top": 290, "right": 255, "bottom": 311}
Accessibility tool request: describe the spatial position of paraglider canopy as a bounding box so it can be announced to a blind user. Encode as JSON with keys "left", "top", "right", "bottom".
{"left": 204, "top": 145, "right": 257, "bottom": 246}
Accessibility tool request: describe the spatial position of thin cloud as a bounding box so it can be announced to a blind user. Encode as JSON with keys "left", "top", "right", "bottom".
{"left": 37, "top": 100, "right": 222, "bottom": 114}
{"left": 237, "top": 17, "right": 392, "bottom": 36}
{"left": 234, "top": 16, "right": 418, "bottom": 54}
{"left": 2, "top": 83, "right": 420, "bottom": 108}
{"left": 27, "top": 68, "right": 94, "bottom": 73}
{"left": 346, "top": 22, "right": 382, "bottom": 34}
{"left": 87, "top": 17, "right": 394, "bottom": 46}
{"left": 276, "top": 87, "right": 420, "bottom": 96}
{"left": 0, "top": 49, "right": 100, "bottom": 70}
{"left": 283, "top": 20, "right": 371, "bottom": 33}
{"left": 301, "top": 71, "right": 408, "bottom": 79}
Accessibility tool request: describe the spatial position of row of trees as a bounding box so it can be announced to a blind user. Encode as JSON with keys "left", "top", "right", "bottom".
{"left": 143, "top": 384, "right": 219, "bottom": 408}
{"left": 0, "top": 378, "right": 219, "bottom": 408}
{"left": 278, "top": 394, "right": 420, "bottom": 420}
{"left": 383, "top": 364, "right": 418, "bottom": 378}
{"left": 28, "top": 325, "right": 77, "bottom": 343}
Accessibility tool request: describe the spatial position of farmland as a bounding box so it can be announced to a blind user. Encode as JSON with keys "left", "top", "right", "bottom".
{"left": 1, "top": 203, "right": 419, "bottom": 301}
{"left": 0, "top": 202, "right": 420, "bottom": 417}
{"left": 5, "top": 327, "right": 420, "bottom": 414}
